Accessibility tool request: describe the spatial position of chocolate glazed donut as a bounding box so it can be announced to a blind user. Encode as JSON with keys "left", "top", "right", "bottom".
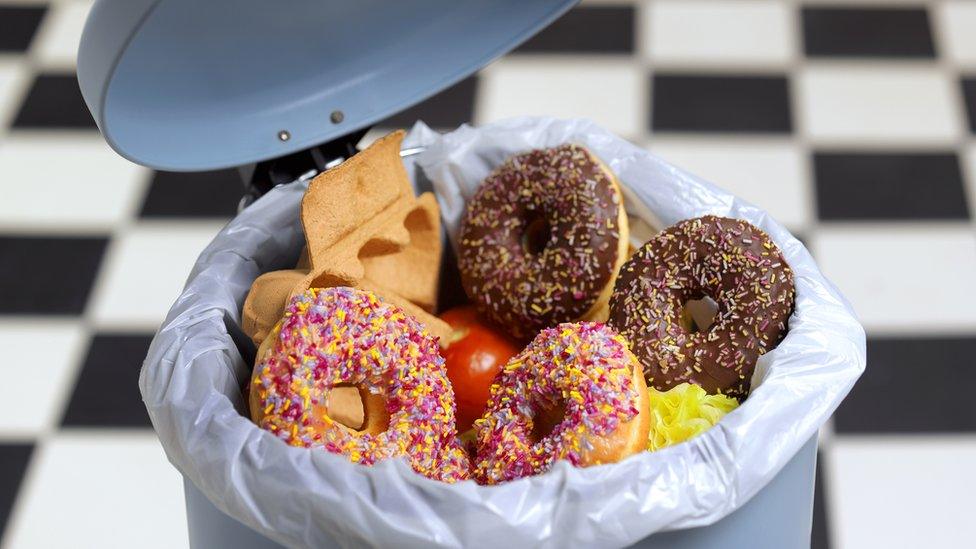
{"left": 608, "top": 216, "right": 795, "bottom": 399}
{"left": 457, "top": 144, "right": 629, "bottom": 339}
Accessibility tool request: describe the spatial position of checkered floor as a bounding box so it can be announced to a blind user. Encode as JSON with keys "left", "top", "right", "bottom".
{"left": 1, "top": 1, "right": 974, "bottom": 547}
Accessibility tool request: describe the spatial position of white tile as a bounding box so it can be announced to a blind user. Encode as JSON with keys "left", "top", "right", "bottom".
{"left": 811, "top": 226, "right": 976, "bottom": 333}
{"left": 0, "top": 321, "right": 85, "bottom": 435}
{"left": 476, "top": 58, "right": 644, "bottom": 138}
{"left": 939, "top": 2, "right": 976, "bottom": 65}
{"left": 89, "top": 223, "right": 223, "bottom": 328}
{"left": 358, "top": 127, "right": 395, "bottom": 150}
{"left": 0, "top": 0, "right": 58, "bottom": 5}
{"left": 30, "top": 0, "right": 93, "bottom": 69}
{"left": 801, "top": 0, "right": 932, "bottom": 3}
{"left": 644, "top": 1, "right": 792, "bottom": 65}
{"left": 0, "top": 59, "right": 30, "bottom": 128}
{"left": 0, "top": 135, "right": 148, "bottom": 230}
{"left": 4, "top": 433, "right": 188, "bottom": 549}
{"left": 648, "top": 139, "right": 809, "bottom": 231}
{"left": 828, "top": 437, "right": 976, "bottom": 549}
{"left": 797, "top": 67, "right": 960, "bottom": 144}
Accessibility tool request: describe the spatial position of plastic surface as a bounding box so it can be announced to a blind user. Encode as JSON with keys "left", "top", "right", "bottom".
{"left": 140, "top": 118, "right": 865, "bottom": 549}
{"left": 76, "top": 0, "right": 577, "bottom": 171}
{"left": 184, "top": 477, "right": 289, "bottom": 549}
{"left": 182, "top": 434, "right": 817, "bottom": 549}
{"left": 631, "top": 434, "right": 817, "bottom": 548}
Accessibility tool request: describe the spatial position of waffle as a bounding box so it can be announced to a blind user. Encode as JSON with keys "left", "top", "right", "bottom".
{"left": 242, "top": 130, "right": 449, "bottom": 347}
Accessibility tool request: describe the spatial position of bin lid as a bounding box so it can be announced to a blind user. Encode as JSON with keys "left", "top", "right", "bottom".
{"left": 77, "top": 0, "right": 577, "bottom": 171}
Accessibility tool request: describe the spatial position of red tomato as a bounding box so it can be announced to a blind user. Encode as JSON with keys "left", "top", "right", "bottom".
{"left": 440, "top": 306, "right": 521, "bottom": 432}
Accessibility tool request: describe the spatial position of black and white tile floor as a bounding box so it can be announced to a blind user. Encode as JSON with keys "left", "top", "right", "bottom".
{"left": 0, "top": 1, "right": 974, "bottom": 547}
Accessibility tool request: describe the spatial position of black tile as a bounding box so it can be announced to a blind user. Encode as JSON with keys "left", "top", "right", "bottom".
{"left": 514, "top": 6, "right": 634, "bottom": 54}
{"left": 651, "top": 74, "right": 792, "bottom": 133}
{"left": 963, "top": 78, "right": 976, "bottom": 134}
{"left": 140, "top": 170, "right": 241, "bottom": 218}
{"left": 63, "top": 334, "right": 154, "bottom": 428}
{"left": 0, "top": 236, "right": 107, "bottom": 315}
{"left": 802, "top": 7, "right": 935, "bottom": 58}
{"left": 13, "top": 73, "right": 97, "bottom": 129}
{"left": 834, "top": 337, "right": 976, "bottom": 433}
{"left": 814, "top": 152, "right": 969, "bottom": 221}
{"left": 0, "top": 6, "right": 46, "bottom": 52}
{"left": 812, "top": 451, "right": 829, "bottom": 549}
{"left": 0, "top": 445, "right": 33, "bottom": 536}
{"left": 380, "top": 76, "right": 477, "bottom": 129}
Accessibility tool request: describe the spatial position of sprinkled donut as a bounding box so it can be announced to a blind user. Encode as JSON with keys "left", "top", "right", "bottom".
{"left": 249, "top": 287, "right": 469, "bottom": 483}
{"left": 608, "top": 216, "right": 795, "bottom": 400}
{"left": 457, "top": 144, "right": 629, "bottom": 339}
{"left": 473, "top": 322, "right": 649, "bottom": 485}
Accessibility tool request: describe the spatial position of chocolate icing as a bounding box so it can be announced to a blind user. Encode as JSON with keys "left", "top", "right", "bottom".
{"left": 608, "top": 216, "right": 795, "bottom": 399}
{"left": 458, "top": 144, "right": 623, "bottom": 339}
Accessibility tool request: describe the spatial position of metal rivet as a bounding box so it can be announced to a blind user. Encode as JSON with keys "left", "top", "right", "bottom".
{"left": 330, "top": 110, "right": 344, "bottom": 124}
{"left": 278, "top": 130, "right": 290, "bottom": 142}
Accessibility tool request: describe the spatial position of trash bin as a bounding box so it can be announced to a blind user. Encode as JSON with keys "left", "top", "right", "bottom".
{"left": 132, "top": 116, "right": 864, "bottom": 548}
{"left": 179, "top": 437, "right": 819, "bottom": 549}
{"left": 76, "top": 2, "right": 864, "bottom": 548}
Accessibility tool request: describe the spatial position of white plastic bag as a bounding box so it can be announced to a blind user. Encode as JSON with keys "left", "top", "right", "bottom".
{"left": 140, "top": 117, "right": 865, "bottom": 549}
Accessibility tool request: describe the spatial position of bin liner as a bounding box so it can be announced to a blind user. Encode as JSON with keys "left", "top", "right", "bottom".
{"left": 140, "top": 117, "right": 865, "bottom": 548}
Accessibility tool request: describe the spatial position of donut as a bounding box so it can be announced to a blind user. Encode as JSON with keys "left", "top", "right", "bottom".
{"left": 457, "top": 144, "right": 629, "bottom": 339}
{"left": 608, "top": 216, "right": 795, "bottom": 399}
{"left": 249, "top": 287, "right": 469, "bottom": 482}
{"left": 473, "top": 322, "right": 649, "bottom": 485}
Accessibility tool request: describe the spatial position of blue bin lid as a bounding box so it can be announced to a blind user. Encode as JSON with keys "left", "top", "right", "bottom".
{"left": 77, "top": 0, "right": 577, "bottom": 171}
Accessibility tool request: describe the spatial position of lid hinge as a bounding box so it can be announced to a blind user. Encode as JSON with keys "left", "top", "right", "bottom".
{"left": 238, "top": 127, "right": 370, "bottom": 210}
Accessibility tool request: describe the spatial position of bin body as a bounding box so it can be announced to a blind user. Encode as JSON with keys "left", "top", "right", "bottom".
{"left": 183, "top": 435, "right": 817, "bottom": 548}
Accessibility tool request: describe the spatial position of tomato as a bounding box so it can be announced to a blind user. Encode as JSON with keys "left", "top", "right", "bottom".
{"left": 440, "top": 306, "right": 521, "bottom": 432}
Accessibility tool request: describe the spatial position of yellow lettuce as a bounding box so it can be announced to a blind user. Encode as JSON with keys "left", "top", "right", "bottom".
{"left": 647, "top": 383, "right": 739, "bottom": 451}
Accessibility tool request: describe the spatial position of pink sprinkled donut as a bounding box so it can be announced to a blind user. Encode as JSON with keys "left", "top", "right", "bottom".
{"left": 457, "top": 144, "right": 630, "bottom": 339}
{"left": 249, "top": 287, "right": 469, "bottom": 483}
{"left": 473, "top": 322, "right": 649, "bottom": 485}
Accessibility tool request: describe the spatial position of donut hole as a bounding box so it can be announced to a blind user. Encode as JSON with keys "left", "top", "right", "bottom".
{"left": 325, "top": 384, "right": 389, "bottom": 432}
{"left": 681, "top": 296, "right": 719, "bottom": 333}
{"left": 521, "top": 213, "right": 552, "bottom": 255}
{"left": 529, "top": 402, "right": 566, "bottom": 444}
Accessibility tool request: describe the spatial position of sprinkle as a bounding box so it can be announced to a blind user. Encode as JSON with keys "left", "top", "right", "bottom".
{"left": 251, "top": 287, "right": 469, "bottom": 483}
{"left": 473, "top": 322, "right": 641, "bottom": 485}
{"left": 457, "top": 145, "right": 623, "bottom": 338}
{"left": 607, "top": 216, "right": 795, "bottom": 400}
